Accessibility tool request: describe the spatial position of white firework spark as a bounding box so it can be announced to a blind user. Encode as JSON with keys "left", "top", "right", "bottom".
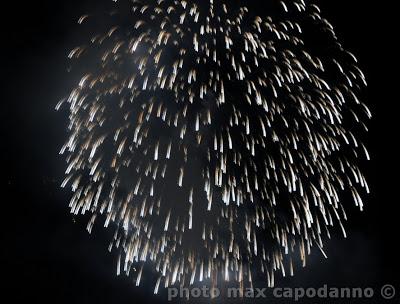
{"left": 58, "top": 0, "right": 370, "bottom": 291}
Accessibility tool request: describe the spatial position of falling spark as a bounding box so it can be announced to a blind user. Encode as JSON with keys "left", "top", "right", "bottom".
{"left": 59, "top": 0, "right": 370, "bottom": 292}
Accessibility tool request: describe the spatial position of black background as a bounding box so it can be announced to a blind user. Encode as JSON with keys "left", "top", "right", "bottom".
{"left": 1, "top": 1, "right": 397, "bottom": 303}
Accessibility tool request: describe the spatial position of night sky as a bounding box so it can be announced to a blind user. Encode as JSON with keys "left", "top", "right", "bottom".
{"left": 2, "top": 1, "right": 398, "bottom": 303}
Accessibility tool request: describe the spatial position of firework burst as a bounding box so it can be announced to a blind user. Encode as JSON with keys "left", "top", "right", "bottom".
{"left": 58, "top": 0, "right": 370, "bottom": 291}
